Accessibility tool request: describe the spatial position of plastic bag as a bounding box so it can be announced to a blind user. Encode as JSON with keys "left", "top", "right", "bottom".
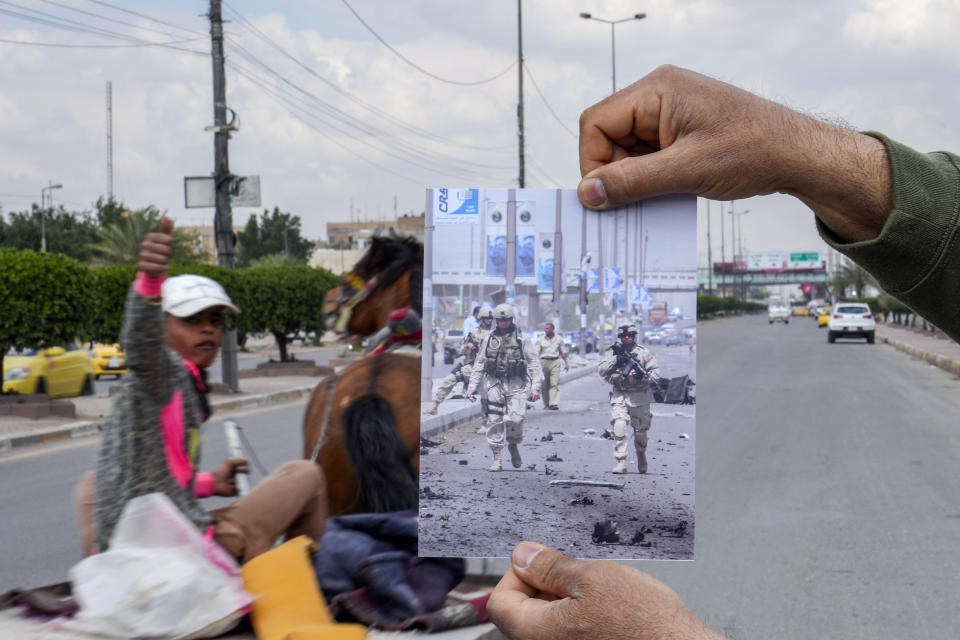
{"left": 64, "top": 493, "right": 253, "bottom": 639}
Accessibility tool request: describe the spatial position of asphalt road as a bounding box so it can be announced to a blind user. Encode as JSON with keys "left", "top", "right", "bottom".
{"left": 420, "top": 343, "right": 696, "bottom": 560}
{"left": 0, "top": 400, "right": 310, "bottom": 592}
{"left": 472, "top": 314, "right": 960, "bottom": 638}
{"left": 5, "top": 315, "right": 960, "bottom": 639}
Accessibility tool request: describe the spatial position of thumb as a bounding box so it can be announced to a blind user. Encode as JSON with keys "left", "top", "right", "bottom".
{"left": 577, "top": 143, "right": 701, "bottom": 210}
{"left": 160, "top": 216, "right": 173, "bottom": 235}
{"left": 509, "top": 542, "right": 590, "bottom": 599}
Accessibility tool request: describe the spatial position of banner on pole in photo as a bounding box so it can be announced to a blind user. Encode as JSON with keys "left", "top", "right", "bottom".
{"left": 434, "top": 188, "right": 479, "bottom": 224}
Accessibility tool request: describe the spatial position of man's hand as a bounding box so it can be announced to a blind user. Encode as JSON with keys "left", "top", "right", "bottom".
{"left": 464, "top": 386, "right": 476, "bottom": 400}
{"left": 578, "top": 65, "right": 891, "bottom": 243}
{"left": 139, "top": 216, "right": 174, "bottom": 278}
{"left": 212, "top": 459, "right": 249, "bottom": 497}
{"left": 529, "top": 389, "right": 540, "bottom": 403}
{"left": 487, "top": 542, "right": 725, "bottom": 640}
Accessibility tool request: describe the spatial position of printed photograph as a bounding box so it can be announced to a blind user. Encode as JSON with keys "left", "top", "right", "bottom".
{"left": 419, "top": 188, "right": 697, "bottom": 559}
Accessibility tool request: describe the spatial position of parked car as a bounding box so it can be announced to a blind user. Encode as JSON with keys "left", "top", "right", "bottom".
{"left": 791, "top": 306, "right": 810, "bottom": 317}
{"left": 827, "top": 302, "right": 876, "bottom": 343}
{"left": 87, "top": 342, "right": 128, "bottom": 379}
{"left": 442, "top": 329, "right": 465, "bottom": 364}
{"left": 3, "top": 343, "right": 95, "bottom": 397}
{"left": 662, "top": 333, "right": 683, "bottom": 347}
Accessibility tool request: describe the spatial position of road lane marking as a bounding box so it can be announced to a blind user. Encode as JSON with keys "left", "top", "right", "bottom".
{"left": 0, "top": 439, "right": 97, "bottom": 464}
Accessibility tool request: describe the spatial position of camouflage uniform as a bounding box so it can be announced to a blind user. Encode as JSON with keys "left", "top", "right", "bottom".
{"left": 428, "top": 324, "right": 490, "bottom": 409}
{"left": 468, "top": 313, "right": 542, "bottom": 471}
{"left": 598, "top": 332, "right": 661, "bottom": 474}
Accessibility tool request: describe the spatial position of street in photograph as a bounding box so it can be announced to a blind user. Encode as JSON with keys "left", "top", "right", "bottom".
{"left": 419, "top": 188, "right": 697, "bottom": 559}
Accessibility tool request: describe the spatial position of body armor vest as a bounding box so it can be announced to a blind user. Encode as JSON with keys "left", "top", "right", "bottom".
{"left": 484, "top": 329, "right": 526, "bottom": 379}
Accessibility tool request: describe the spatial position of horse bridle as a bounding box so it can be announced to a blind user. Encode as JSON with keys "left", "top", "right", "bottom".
{"left": 328, "top": 270, "right": 381, "bottom": 335}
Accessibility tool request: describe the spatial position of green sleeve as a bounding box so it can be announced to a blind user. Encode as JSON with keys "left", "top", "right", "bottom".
{"left": 815, "top": 132, "right": 960, "bottom": 343}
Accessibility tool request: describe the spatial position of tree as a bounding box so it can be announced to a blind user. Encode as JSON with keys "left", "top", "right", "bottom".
{"left": 1, "top": 205, "right": 100, "bottom": 261}
{"left": 87, "top": 265, "right": 138, "bottom": 345}
{"left": 236, "top": 207, "right": 314, "bottom": 267}
{"left": 0, "top": 249, "right": 94, "bottom": 386}
{"left": 87, "top": 208, "right": 207, "bottom": 266}
{"left": 235, "top": 265, "right": 336, "bottom": 361}
{"left": 831, "top": 260, "right": 877, "bottom": 299}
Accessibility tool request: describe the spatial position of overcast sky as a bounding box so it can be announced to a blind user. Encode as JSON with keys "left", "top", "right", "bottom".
{"left": 2, "top": 0, "right": 958, "bottom": 270}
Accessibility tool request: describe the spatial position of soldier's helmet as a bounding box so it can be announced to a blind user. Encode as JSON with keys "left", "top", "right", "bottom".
{"left": 618, "top": 323, "right": 638, "bottom": 337}
{"left": 478, "top": 306, "right": 494, "bottom": 320}
{"left": 493, "top": 303, "right": 514, "bottom": 320}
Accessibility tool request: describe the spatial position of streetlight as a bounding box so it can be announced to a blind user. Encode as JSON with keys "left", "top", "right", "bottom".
{"left": 40, "top": 181, "right": 63, "bottom": 252}
{"left": 728, "top": 207, "right": 749, "bottom": 299}
{"left": 579, "top": 11, "right": 647, "bottom": 94}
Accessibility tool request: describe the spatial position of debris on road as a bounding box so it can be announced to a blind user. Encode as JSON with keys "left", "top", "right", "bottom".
{"left": 659, "top": 520, "right": 688, "bottom": 538}
{"left": 546, "top": 453, "right": 563, "bottom": 462}
{"left": 592, "top": 520, "right": 620, "bottom": 543}
{"left": 679, "top": 433, "right": 690, "bottom": 439}
{"left": 420, "top": 437, "right": 442, "bottom": 448}
{"left": 420, "top": 486, "right": 449, "bottom": 500}
{"left": 570, "top": 494, "right": 595, "bottom": 506}
{"left": 550, "top": 480, "right": 625, "bottom": 490}
{"left": 540, "top": 433, "right": 554, "bottom": 442}
{"left": 458, "top": 460, "right": 468, "bottom": 465}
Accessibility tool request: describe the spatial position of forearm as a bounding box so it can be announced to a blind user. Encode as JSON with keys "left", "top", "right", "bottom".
{"left": 778, "top": 119, "right": 893, "bottom": 243}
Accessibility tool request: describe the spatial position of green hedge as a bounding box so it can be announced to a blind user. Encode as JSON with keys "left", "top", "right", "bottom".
{"left": 697, "top": 295, "right": 766, "bottom": 318}
{"left": 0, "top": 250, "right": 337, "bottom": 359}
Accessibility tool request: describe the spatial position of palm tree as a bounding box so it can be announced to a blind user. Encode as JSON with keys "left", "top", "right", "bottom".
{"left": 832, "top": 259, "right": 877, "bottom": 299}
{"left": 87, "top": 208, "right": 207, "bottom": 265}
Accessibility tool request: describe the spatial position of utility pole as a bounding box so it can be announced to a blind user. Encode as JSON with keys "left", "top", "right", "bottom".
{"left": 517, "top": 0, "right": 525, "bottom": 188}
{"left": 209, "top": 0, "right": 239, "bottom": 392}
{"left": 106, "top": 81, "right": 113, "bottom": 201}
{"left": 706, "top": 200, "right": 713, "bottom": 295}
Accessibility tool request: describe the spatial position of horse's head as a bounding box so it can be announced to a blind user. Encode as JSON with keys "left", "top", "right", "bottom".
{"left": 325, "top": 235, "right": 423, "bottom": 340}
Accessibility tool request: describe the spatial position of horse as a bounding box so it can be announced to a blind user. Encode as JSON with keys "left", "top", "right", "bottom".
{"left": 303, "top": 235, "right": 423, "bottom": 515}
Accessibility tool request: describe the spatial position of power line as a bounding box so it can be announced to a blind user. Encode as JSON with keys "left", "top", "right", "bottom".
{"left": 221, "top": 4, "right": 515, "bottom": 152}
{"left": 84, "top": 0, "right": 207, "bottom": 37}
{"left": 228, "top": 60, "right": 515, "bottom": 184}
{"left": 39, "top": 0, "right": 195, "bottom": 40}
{"left": 225, "top": 44, "right": 514, "bottom": 175}
{"left": 524, "top": 63, "right": 577, "bottom": 139}
{"left": 339, "top": 0, "right": 517, "bottom": 86}
{"left": 0, "top": 35, "right": 205, "bottom": 48}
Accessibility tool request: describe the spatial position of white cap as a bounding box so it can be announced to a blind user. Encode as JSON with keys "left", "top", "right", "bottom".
{"left": 162, "top": 274, "right": 239, "bottom": 318}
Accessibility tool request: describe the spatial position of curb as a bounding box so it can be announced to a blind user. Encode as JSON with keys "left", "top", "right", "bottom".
{"left": 0, "top": 386, "right": 318, "bottom": 453}
{"left": 421, "top": 363, "right": 597, "bottom": 439}
{"left": 878, "top": 334, "right": 960, "bottom": 376}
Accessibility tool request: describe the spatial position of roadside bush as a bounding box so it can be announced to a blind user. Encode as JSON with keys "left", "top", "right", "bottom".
{"left": 0, "top": 248, "right": 94, "bottom": 376}
{"left": 234, "top": 265, "right": 336, "bottom": 361}
{"left": 697, "top": 295, "right": 765, "bottom": 318}
{"left": 87, "top": 265, "right": 137, "bottom": 344}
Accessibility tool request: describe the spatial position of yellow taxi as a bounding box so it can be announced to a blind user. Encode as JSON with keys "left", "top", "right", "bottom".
{"left": 88, "top": 343, "right": 128, "bottom": 379}
{"left": 3, "top": 343, "right": 95, "bottom": 397}
{"left": 818, "top": 305, "right": 834, "bottom": 328}
{"left": 791, "top": 306, "right": 810, "bottom": 317}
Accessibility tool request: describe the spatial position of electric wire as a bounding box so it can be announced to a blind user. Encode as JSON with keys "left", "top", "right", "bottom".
{"left": 39, "top": 0, "right": 196, "bottom": 40}
{"left": 221, "top": 3, "right": 514, "bottom": 152}
{"left": 0, "top": 35, "right": 205, "bottom": 48}
{"left": 228, "top": 62, "right": 513, "bottom": 186}
{"left": 524, "top": 63, "right": 578, "bottom": 139}
{"left": 225, "top": 43, "right": 515, "bottom": 175}
{"left": 339, "top": 0, "right": 517, "bottom": 86}
{"left": 84, "top": 0, "right": 207, "bottom": 37}
{"left": 228, "top": 60, "right": 515, "bottom": 184}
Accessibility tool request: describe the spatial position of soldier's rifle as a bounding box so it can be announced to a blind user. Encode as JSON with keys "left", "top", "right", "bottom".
{"left": 610, "top": 342, "right": 648, "bottom": 381}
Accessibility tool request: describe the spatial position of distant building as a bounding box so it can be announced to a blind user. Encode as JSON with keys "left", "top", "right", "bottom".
{"left": 325, "top": 213, "right": 424, "bottom": 249}
{"left": 180, "top": 225, "right": 246, "bottom": 263}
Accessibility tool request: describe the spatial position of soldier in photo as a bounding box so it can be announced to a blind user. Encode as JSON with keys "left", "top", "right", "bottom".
{"left": 466, "top": 304, "right": 543, "bottom": 471}
{"left": 424, "top": 306, "right": 494, "bottom": 416}
{"left": 598, "top": 323, "right": 661, "bottom": 474}
{"left": 536, "top": 322, "right": 569, "bottom": 410}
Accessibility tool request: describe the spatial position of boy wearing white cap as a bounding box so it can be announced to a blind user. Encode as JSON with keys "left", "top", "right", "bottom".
{"left": 74, "top": 218, "right": 328, "bottom": 563}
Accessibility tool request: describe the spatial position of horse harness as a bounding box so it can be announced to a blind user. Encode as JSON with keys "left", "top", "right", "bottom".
{"left": 329, "top": 270, "right": 381, "bottom": 335}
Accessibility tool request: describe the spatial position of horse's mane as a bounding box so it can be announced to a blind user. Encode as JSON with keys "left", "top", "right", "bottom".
{"left": 357, "top": 235, "right": 423, "bottom": 315}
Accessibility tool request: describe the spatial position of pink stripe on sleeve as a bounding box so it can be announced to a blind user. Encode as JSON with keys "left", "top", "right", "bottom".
{"left": 135, "top": 271, "right": 165, "bottom": 297}
{"left": 161, "top": 390, "right": 193, "bottom": 488}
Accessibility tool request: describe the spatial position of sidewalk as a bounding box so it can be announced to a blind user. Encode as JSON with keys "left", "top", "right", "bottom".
{"left": 420, "top": 354, "right": 601, "bottom": 438}
{"left": 875, "top": 322, "right": 960, "bottom": 376}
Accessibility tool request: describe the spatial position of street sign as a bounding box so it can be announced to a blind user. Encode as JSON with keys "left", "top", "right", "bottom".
{"left": 184, "top": 175, "right": 261, "bottom": 208}
{"left": 788, "top": 251, "right": 821, "bottom": 269}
